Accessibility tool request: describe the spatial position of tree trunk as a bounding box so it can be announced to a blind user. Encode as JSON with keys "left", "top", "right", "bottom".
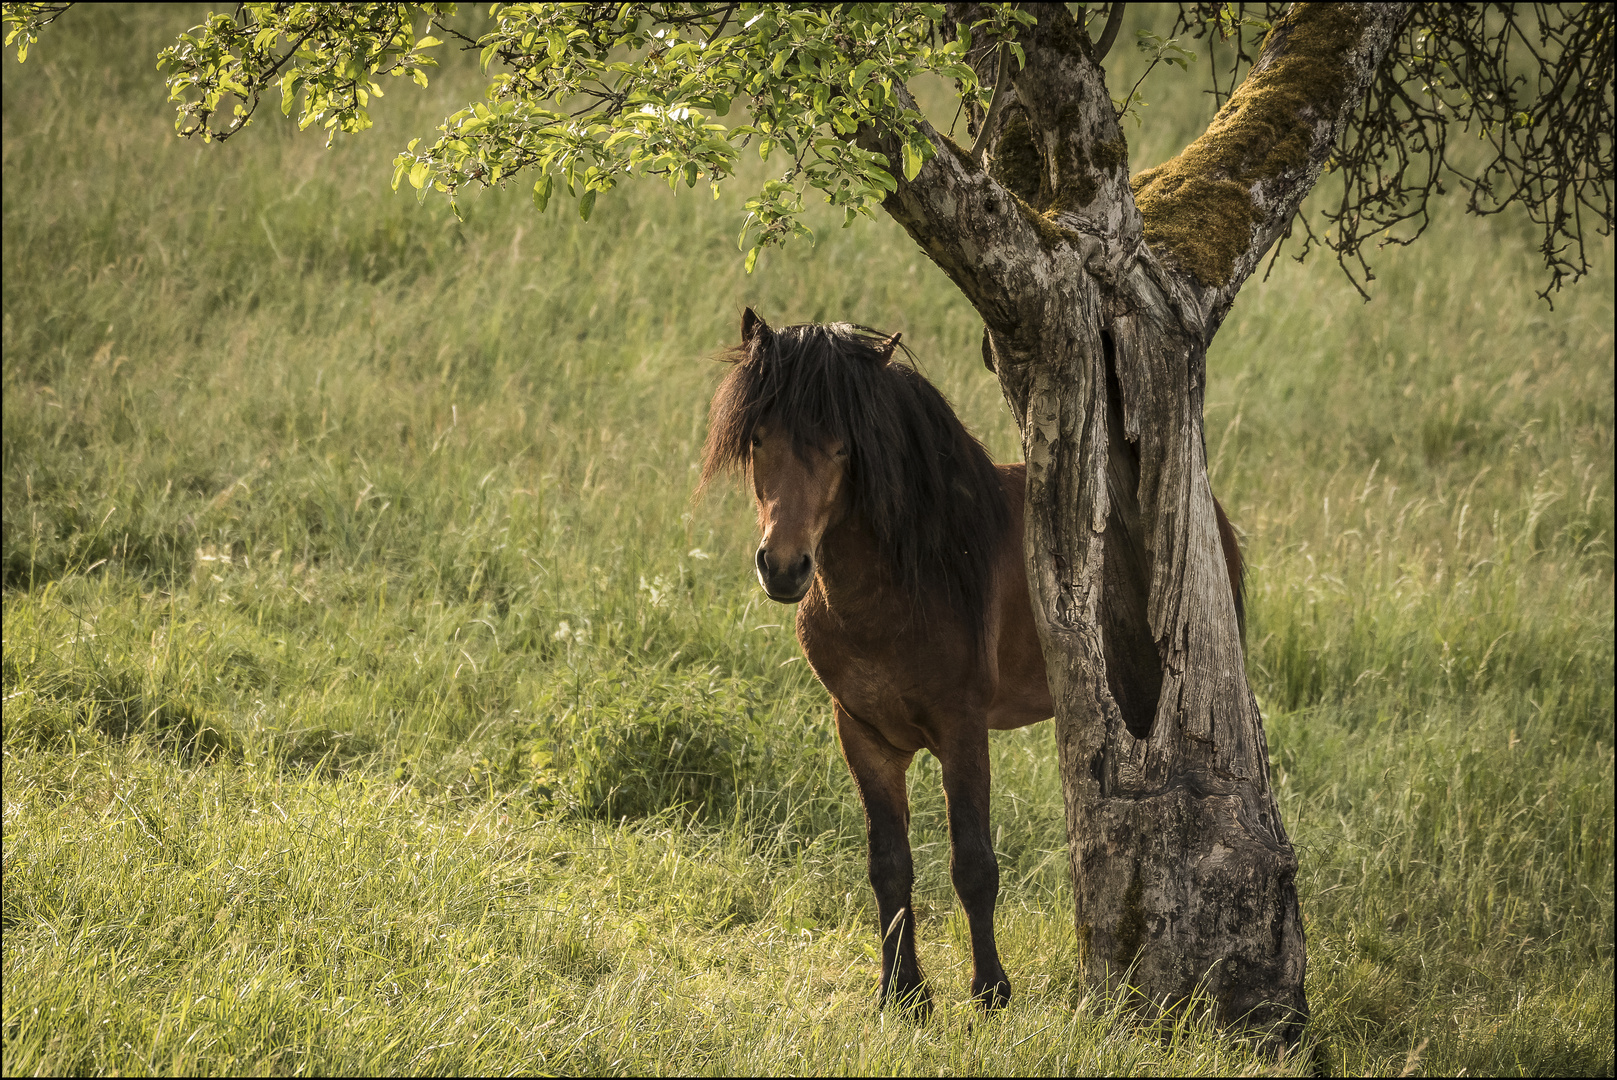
{"left": 993, "top": 281, "right": 1310, "bottom": 1037}
{"left": 863, "top": 2, "right": 1410, "bottom": 1041}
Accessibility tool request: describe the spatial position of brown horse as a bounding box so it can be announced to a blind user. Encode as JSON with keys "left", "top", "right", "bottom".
{"left": 702, "top": 309, "right": 1245, "bottom": 1015}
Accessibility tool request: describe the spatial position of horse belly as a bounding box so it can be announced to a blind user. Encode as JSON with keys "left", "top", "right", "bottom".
{"left": 985, "top": 635, "right": 1053, "bottom": 730}
{"left": 985, "top": 497, "right": 1055, "bottom": 731}
{"left": 986, "top": 694, "right": 1053, "bottom": 731}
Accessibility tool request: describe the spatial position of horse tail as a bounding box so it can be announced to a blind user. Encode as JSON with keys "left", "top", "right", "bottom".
{"left": 1212, "top": 497, "right": 1246, "bottom": 645}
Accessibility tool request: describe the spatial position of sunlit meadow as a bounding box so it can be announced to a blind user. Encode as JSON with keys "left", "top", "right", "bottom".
{"left": 3, "top": 6, "right": 1611, "bottom": 1075}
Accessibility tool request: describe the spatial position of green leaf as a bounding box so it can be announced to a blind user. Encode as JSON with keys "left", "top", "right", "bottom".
{"left": 902, "top": 139, "right": 924, "bottom": 182}
{"left": 408, "top": 160, "right": 430, "bottom": 190}
{"left": 579, "top": 188, "right": 597, "bottom": 221}
{"left": 280, "top": 72, "right": 300, "bottom": 117}
{"left": 533, "top": 175, "right": 553, "bottom": 212}
{"left": 744, "top": 245, "right": 760, "bottom": 273}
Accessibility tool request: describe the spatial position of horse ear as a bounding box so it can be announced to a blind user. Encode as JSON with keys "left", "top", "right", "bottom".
{"left": 742, "top": 308, "right": 772, "bottom": 346}
{"left": 876, "top": 332, "right": 902, "bottom": 362}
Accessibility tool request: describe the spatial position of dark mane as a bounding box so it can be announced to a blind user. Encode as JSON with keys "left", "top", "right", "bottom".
{"left": 702, "top": 321, "right": 1012, "bottom": 646}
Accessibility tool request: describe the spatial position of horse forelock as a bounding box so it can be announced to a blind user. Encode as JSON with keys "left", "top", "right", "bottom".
{"left": 702, "top": 321, "right": 1011, "bottom": 644}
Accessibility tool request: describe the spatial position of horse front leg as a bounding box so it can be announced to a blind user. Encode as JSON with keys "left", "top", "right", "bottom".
{"left": 939, "top": 728, "right": 1012, "bottom": 1010}
{"left": 834, "top": 704, "right": 928, "bottom": 1015}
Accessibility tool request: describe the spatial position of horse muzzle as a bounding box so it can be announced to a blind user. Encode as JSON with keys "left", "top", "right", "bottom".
{"left": 756, "top": 547, "right": 813, "bottom": 603}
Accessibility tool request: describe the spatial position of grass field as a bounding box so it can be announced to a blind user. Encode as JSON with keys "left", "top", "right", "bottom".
{"left": 3, "top": 5, "right": 1612, "bottom": 1075}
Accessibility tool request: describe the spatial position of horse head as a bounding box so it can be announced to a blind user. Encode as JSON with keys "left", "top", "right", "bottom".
{"left": 701, "top": 308, "right": 905, "bottom": 605}
{"left": 749, "top": 418, "right": 848, "bottom": 603}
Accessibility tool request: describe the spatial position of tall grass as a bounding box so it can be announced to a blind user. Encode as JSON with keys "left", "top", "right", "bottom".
{"left": 4, "top": 5, "right": 1611, "bottom": 1075}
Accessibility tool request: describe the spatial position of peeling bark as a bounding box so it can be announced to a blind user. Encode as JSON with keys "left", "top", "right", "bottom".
{"left": 869, "top": 2, "right": 1412, "bottom": 1041}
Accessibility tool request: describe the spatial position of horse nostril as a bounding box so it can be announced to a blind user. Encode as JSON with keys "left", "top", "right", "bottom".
{"left": 757, "top": 547, "right": 813, "bottom": 596}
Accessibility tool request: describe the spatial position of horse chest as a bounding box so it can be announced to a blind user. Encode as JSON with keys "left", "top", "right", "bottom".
{"left": 794, "top": 593, "right": 985, "bottom": 749}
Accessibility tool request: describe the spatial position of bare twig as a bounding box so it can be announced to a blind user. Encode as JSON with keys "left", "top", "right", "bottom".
{"left": 969, "top": 45, "right": 1011, "bottom": 164}
{"left": 1093, "top": 3, "right": 1127, "bottom": 63}
{"left": 704, "top": 2, "right": 737, "bottom": 48}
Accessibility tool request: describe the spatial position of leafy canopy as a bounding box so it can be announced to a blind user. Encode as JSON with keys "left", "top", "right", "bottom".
{"left": 3, "top": 2, "right": 1610, "bottom": 290}
{"left": 1, "top": 2, "right": 1030, "bottom": 271}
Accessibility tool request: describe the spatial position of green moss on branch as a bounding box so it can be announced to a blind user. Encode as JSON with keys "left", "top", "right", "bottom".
{"left": 1130, "top": 4, "right": 1367, "bottom": 287}
{"left": 992, "top": 111, "right": 1045, "bottom": 205}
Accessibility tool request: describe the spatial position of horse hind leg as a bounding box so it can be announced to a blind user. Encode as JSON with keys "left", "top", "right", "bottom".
{"left": 834, "top": 705, "right": 929, "bottom": 1016}
{"left": 939, "top": 729, "right": 1012, "bottom": 1010}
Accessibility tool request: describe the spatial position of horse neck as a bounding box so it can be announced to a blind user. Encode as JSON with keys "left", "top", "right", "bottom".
{"left": 814, "top": 507, "right": 904, "bottom": 615}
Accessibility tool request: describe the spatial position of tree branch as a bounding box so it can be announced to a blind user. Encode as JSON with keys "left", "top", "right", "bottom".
{"left": 1093, "top": 3, "right": 1127, "bottom": 63}
{"left": 703, "top": 2, "right": 735, "bottom": 47}
{"left": 857, "top": 88, "right": 1051, "bottom": 334}
{"left": 968, "top": 44, "right": 1011, "bottom": 164}
{"left": 870, "top": 5, "right": 1143, "bottom": 341}
{"left": 943, "top": 2, "right": 1013, "bottom": 151}
{"left": 1005, "top": 4, "right": 1139, "bottom": 240}
{"left": 1129, "top": 3, "right": 1412, "bottom": 337}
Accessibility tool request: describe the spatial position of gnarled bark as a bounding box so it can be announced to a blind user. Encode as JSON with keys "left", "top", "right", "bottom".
{"left": 862, "top": 2, "right": 1410, "bottom": 1040}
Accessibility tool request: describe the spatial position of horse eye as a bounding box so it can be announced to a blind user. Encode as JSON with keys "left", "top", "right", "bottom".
{"left": 750, "top": 434, "right": 762, "bottom": 449}
{"left": 833, "top": 445, "right": 849, "bottom": 459}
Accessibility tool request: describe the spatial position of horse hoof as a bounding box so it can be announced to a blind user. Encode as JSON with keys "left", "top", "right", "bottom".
{"left": 972, "top": 977, "right": 1012, "bottom": 1011}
